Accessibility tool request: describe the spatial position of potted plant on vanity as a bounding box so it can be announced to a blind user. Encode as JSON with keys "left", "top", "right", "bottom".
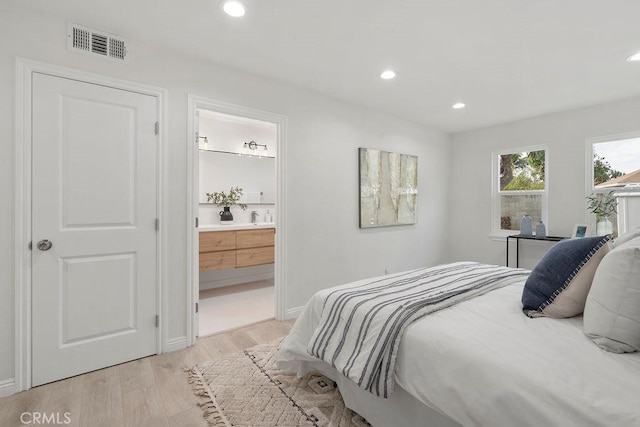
{"left": 206, "top": 186, "right": 248, "bottom": 223}
{"left": 586, "top": 190, "right": 617, "bottom": 236}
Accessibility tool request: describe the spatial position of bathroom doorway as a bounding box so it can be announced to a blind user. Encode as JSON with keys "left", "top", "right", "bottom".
{"left": 187, "top": 96, "right": 286, "bottom": 343}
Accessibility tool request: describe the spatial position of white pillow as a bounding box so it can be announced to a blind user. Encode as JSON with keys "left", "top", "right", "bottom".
{"left": 613, "top": 226, "right": 640, "bottom": 248}
{"left": 583, "top": 237, "right": 640, "bottom": 353}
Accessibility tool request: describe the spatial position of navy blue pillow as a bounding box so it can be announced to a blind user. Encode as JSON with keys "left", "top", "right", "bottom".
{"left": 522, "top": 235, "right": 611, "bottom": 318}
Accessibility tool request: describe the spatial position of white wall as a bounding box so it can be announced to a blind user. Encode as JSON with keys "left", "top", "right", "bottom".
{"left": 447, "top": 96, "right": 640, "bottom": 266}
{"left": 199, "top": 112, "right": 278, "bottom": 156}
{"left": 0, "top": 5, "right": 451, "bottom": 386}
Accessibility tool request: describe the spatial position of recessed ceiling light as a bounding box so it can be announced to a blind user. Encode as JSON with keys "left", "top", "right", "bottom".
{"left": 380, "top": 70, "right": 397, "bottom": 80}
{"left": 626, "top": 51, "right": 640, "bottom": 62}
{"left": 452, "top": 103, "right": 466, "bottom": 109}
{"left": 222, "top": 0, "right": 246, "bottom": 17}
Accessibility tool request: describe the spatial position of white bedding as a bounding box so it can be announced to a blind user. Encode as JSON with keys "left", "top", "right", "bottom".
{"left": 279, "top": 273, "right": 640, "bottom": 427}
{"left": 308, "top": 262, "right": 529, "bottom": 397}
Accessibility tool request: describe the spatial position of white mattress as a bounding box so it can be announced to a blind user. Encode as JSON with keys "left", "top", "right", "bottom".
{"left": 279, "top": 279, "right": 640, "bottom": 427}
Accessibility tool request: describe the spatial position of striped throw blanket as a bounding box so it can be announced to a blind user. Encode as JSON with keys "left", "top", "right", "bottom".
{"left": 308, "top": 262, "right": 530, "bottom": 397}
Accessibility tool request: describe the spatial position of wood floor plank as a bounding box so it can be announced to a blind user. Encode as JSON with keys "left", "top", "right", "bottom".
{"left": 0, "top": 319, "right": 295, "bottom": 427}
{"left": 118, "top": 357, "right": 156, "bottom": 393}
{"left": 151, "top": 342, "right": 212, "bottom": 417}
{"left": 197, "top": 332, "right": 241, "bottom": 358}
{"left": 245, "top": 318, "right": 296, "bottom": 343}
{"left": 122, "top": 385, "right": 169, "bottom": 427}
{"left": 0, "top": 384, "right": 51, "bottom": 427}
{"left": 225, "top": 328, "right": 259, "bottom": 350}
{"left": 79, "top": 366, "right": 124, "bottom": 427}
{"left": 35, "top": 374, "right": 85, "bottom": 426}
{"left": 167, "top": 407, "right": 211, "bottom": 427}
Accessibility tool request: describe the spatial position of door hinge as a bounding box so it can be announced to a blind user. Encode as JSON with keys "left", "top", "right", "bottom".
{"left": 195, "top": 302, "right": 199, "bottom": 313}
{"left": 195, "top": 217, "right": 199, "bottom": 228}
{"left": 155, "top": 315, "right": 159, "bottom": 328}
{"left": 155, "top": 218, "right": 159, "bottom": 231}
{"left": 154, "top": 121, "right": 159, "bottom": 135}
{"left": 28, "top": 241, "right": 32, "bottom": 250}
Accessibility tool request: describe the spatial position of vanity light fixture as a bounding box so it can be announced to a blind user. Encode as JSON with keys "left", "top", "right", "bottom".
{"left": 452, "top": 103, "right": 466, "bottom": 109}
{"left": 198, "top": 135, "right": 209, "bottom": 149}
{"left": 222, "top": 0, "right": 246, "bottom": 17}
{"left": 380, "top": 70, "right": 397, "bottom": 80}
{"left": 243, "top": 140, "right": 268, "bottom": 156}
{"left": 626, "top": 51, "right": 640, "bottom": 62}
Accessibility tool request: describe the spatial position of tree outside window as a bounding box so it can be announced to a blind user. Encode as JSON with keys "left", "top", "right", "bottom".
{"left": 593, "top": 153, "right": 623, "bottom": 186}
{"left": 497, "top": 149, "right": 547, "bottom": 232}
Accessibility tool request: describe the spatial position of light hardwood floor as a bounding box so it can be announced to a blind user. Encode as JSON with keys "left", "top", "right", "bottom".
{"left": 0, "top": 319, "right": 295, "bottom": 427}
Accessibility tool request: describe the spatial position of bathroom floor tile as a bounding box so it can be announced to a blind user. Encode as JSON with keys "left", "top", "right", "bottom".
{"left": 198, "top": 280, "right": 274, "bottom": 336}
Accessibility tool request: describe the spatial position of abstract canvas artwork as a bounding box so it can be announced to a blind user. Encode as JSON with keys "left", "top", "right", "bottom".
{"left": 359, "top": 148, "right": 418, "bottom": 228}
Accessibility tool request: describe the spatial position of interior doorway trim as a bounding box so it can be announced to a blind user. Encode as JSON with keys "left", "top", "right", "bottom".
{"left": 186, "top": 95, "right": 287, "bottom": 346}
{"left": 14, "top": 57, "right": 168, "bottom": 392}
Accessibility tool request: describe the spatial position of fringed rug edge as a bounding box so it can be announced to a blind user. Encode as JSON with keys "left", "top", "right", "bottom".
{"left": 185, "top": 365, "right": 232, "bottom": 427}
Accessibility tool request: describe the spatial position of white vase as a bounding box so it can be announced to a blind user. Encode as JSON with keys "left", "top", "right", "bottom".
{"left": 596, "top": 216, "right": 613, "bottom": 236}
{"left": 520, "top": 214, "right": 532, "bottom": 235}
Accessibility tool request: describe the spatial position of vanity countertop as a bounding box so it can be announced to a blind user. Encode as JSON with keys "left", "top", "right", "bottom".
{"left": 199, "top": 222, "right": 275, "bottom": 232}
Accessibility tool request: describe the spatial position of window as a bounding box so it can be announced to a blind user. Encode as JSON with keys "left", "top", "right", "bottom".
{"left": 493, "top": 147, "right": 547, "bottom": 236}
{"left": 586, "top": 134, "right": 640, "bottom": 236}
{"left": 589, "top": 136, "right": 640, "bottom": 190}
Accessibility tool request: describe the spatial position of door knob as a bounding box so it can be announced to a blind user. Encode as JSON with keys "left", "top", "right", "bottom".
{"left": 37, "top": 240, "right": 53, "bottom": 251}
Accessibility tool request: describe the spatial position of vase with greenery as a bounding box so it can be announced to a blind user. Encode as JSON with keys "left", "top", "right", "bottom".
{"left": 586, "top": 191, "right": 617, "bottom": 236}
{"left": 206, "top": 186, "right": 248, "bottom": 223}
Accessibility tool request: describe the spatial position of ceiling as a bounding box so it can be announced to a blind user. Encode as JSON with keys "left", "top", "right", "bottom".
{"left": 11, "top": 0, "right": 640, "bottom": 133}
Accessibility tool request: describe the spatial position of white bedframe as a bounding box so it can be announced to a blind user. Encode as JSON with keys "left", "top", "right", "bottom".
{"left": 283, "top": 354, "right": 460, "bottom": 427}
{"left": 279, "top": 271, "right": 640, "bottom": 427}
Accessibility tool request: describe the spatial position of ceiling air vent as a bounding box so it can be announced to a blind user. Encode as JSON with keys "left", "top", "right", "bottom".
{"left": 67, "top": 24, "right": 128, "bottom": 62}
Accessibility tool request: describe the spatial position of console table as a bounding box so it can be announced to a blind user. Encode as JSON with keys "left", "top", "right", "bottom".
{"left": 506, "top": 234, "right": 567, "bottom": 268}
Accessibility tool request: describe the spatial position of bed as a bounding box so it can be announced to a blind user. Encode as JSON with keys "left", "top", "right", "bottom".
{"left": 278, "top": 235, "right": 640, "bottom": 427}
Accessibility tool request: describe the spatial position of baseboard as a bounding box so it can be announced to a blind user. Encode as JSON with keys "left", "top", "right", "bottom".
{"left": 165, "top": 336, "right": 188, "bottom": 353}
{"left": 284, "top": 306, "right": 303, "bottom": 320}
{"left": 0, "top": 378, "right": 16, "bottom": 397}
{"left": 199, "top": 272, "right": 274, "bottom": 291}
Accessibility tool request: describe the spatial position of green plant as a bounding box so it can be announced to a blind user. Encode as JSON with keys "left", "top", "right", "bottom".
{"left": 206, "top": 186, "right": 248, "bottom": 210}
{"left": 586, "top": 191, "right": 617, "bottom": 219}
{"left": 503, "top": 174, "right": 545, "bottom": 191}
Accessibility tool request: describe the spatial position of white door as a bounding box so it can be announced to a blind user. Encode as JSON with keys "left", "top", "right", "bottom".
{"left": 194, "top": 110, "right": 200, "bottom": 337}
{"left": 31, "top": 73, "right": 159, "bottom": 386}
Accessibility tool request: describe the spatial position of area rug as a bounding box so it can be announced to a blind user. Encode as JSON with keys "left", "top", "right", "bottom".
{"left": 187, "top": 337, "right": 370, "bottom": 427}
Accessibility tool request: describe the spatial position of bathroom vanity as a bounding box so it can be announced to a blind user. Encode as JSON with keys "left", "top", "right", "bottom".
{"left": 199, "top": 224, "right": 275, "bottom": 272}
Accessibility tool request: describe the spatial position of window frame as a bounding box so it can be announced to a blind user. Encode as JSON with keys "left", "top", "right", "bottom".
{"left": 584, "top": 131, "right": 640, "bottom": 233}
{"left": 491, "top": 145, "right": 549, "bottom": 239}
{"left": 585, "top": 131, "right": 640, "bottom": 193}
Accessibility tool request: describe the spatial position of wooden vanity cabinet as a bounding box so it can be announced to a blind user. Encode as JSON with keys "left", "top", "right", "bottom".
{"left": 236, "top": 229, "right": 275, "bottom": 267}
{"left": 236, "top": 229, "right": 274, "bottom": 248}
{"left": 199, "top": 228, "right": 275, "bottom": 272}
{"left": 200, "top": 230, "right": 235, "bottom": 252}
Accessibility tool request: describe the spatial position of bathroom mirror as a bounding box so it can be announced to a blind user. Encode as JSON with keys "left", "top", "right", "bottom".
{"left": 199, "top": 150, "right": 276, "bottom": 204}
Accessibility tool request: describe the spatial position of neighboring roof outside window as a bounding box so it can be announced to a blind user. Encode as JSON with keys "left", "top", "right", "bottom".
{"left": 596, "top": 169, "right": 640, "bottom": 189}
